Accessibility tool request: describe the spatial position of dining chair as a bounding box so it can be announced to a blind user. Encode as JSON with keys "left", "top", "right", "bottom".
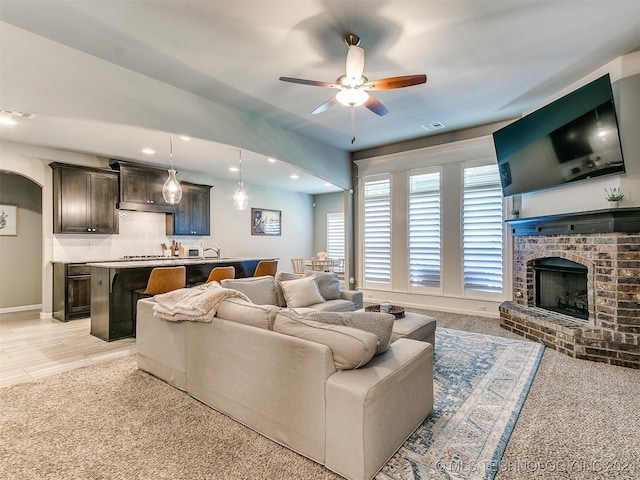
{"left": 290, "top": 258, "right": 306, "bottom": 275}
{"left": 253, "top": 260, "right": 278, "bottom": 277}
{"left": 311, "top": 258, "right": 335, "bottom": 273}
{"left": 333, "top": 258, "right": 345, "bottom": 279}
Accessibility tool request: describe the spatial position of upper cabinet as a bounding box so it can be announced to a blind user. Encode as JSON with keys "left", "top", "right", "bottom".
{"left": 110, "top": 160, "right": 177, "bottom": 213}
{"left": 50, "top": 163, "right": 119, "bottom": 234}
{"left": 166, "top": 182, "right": 212, "bottom": 235}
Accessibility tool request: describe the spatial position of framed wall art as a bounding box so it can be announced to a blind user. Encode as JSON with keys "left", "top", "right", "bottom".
{"left": 0, "top": 204, "right": 17, "bottom": 236}
{"left": 251, "top": 208, "right": 281, "bottom": 236}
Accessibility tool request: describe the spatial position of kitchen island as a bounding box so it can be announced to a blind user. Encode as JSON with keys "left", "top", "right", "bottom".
{"left": 88, "top": 257, "right": 277, "bottom": 341}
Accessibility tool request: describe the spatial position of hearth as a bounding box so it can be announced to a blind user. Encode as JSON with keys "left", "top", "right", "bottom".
{"left": 500, "top": 208, "right": 640, "bottom": 369}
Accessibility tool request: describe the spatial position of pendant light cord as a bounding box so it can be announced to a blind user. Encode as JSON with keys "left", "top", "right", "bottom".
{"left": 169, "top": 136, "right": 174, "bottom": 170}
{"left": 239, "top": 150, "right": 242, "bottom": 182}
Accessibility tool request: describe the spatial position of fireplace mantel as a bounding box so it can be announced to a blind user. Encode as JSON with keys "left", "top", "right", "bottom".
{"left": 506, "top": 207, "right": 640, "bottom": 236}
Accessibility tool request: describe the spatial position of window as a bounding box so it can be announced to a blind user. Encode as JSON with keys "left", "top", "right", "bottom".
{"left": 326, "top": 212, "right": 345, "bottom": 259}
{"left": 362, "top": 176, "right": 391, "bottom": 285}
{"left": 462, "top": 164, "right": 503, "bottom": 294}
{"left": 408, "top": 171, "right": 441, "bottom": 288}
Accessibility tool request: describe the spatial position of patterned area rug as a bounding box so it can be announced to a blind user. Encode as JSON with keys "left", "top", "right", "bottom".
{"left": 378, "top": 327, "right": 545, "bottom": 480}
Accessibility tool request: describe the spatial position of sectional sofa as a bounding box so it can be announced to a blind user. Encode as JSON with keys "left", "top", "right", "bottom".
{"left": 136, "top": 273, "right": 434, "bottom": 480}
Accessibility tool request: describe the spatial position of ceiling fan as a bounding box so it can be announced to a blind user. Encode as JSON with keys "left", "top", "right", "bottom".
{"left": 279, "top": 33, "right": 427, "bottom": 117}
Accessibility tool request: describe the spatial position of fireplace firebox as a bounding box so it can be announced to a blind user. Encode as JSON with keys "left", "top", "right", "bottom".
{"left": 533, "top": 257, "right": 588, "bottom": 321}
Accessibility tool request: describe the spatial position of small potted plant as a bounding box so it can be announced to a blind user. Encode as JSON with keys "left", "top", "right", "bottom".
{"left": 604, "top": 187, "right": 624, "bottom": 208}
{"left": 511, "top": 207, "right": 520, "bottom": 218}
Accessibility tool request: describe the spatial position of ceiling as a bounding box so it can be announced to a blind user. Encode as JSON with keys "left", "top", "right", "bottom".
{"left": 1, "top": 1, "right": 639, "bottom": 193}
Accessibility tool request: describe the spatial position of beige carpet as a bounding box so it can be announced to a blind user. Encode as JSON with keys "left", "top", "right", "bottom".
{"left": 1, "top": 311, "right": 639, "bottom": 480}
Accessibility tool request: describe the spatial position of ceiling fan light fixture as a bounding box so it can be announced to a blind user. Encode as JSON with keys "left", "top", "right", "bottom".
{"left": 161, "top": 136, "right": 182, "bottom": 205}
{"left": 336, "top": 88, "right": 369, "bottom": 107}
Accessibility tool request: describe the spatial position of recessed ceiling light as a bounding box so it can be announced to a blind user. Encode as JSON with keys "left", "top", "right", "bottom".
{"left": 267, "top": 158, "right": 277, "bottom": 163}
{"left": 324, "top": 182, "right": 332, "bottom": 187}
{"left": 290, "top": 174, "right": 299, "bottom": 180}
{"left": 0, "top": 117, "right": 17, "bottom": 126}
{"left": 179, "top": 135, "right": 191, "bottom": 141}
{"left": 142, "top": 148, "right": 155, "bottom": 155}
{"left": 229, "top": 167, "right": 239, "bottom": 172}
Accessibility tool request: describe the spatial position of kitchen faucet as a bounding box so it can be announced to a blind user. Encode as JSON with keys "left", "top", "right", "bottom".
{"left": 204, "top": 244, "right": 221, "bottom": 260}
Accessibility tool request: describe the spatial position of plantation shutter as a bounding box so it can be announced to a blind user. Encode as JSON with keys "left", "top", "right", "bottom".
{"left": 462, "top": 165, "right": 503, "bottom": 293}
{"left": 363, "top": 177, "right": 391, "bottom": 285}
{"left": 408, "top": 171, "right": 441, "bottom": 288}
{"left": 326, "top": 212, "right": 345, "bottom": 259}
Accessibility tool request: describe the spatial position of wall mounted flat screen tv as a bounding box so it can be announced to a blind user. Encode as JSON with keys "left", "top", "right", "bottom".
{"left": 493, "top": 74, "right": 625, "bottom": 197}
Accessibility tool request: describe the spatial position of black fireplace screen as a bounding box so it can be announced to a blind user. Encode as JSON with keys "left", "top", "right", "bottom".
{"left": 533, "top": 257, "right": 588, "bottom": 320}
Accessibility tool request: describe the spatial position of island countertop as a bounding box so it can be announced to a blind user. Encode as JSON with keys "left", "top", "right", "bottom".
{"left": 89, "top": 256, "right": 278, "bottom": 342}
{"left": 87, "top": 256, "right": 277, "bottom": 269}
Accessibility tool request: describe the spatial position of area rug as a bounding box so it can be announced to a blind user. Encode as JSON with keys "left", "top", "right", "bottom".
{"left": 0, "top": 327, "right": 543, "bottom": 480}
{"left": 378, "top": 327, "right": 545, "bottom": 480}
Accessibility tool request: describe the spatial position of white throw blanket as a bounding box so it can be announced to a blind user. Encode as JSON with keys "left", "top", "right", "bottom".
{"left": 152, "top": 281, "right": 251, "bottom": 322}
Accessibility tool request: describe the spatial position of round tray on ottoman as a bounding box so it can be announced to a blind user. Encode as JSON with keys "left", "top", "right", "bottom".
{"left": 364, "top": 304, "right": 405, "bottom": 319}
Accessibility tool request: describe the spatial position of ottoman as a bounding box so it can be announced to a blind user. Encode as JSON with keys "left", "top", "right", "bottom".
{"left": 390, "top": 311, "right": 437, "bottom": 347}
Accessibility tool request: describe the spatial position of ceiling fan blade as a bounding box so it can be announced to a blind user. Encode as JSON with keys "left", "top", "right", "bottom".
{"left": 345, "top": 45, "right": 365, "bottom": 81}
{"left": 364, "top": 74, "right": 427, "bottom": 90}
{"left": 311, "top": 96, "right": 338, "bottom": 115}
{"left": 364, "top": 95, "right": 389, "bottom": 116}
{"left": 279, "top": 77, "right": 336, "bottom": 88}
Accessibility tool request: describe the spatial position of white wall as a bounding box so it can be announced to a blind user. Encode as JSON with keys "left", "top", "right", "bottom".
{"left": 0, "top": 140, "right": 316, "bottom": 315}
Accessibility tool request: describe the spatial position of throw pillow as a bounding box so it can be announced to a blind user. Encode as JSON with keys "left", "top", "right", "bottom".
{"left": 274, "top": 271, "right": 303, "bottom": 307}
{"left": 280, "top": 275, "right": 325, "bottom": 308}
{"left": 305, "top": 270, "right": 341, "bottom": 300}
{"left": 273, "top": 310, "right": 378, "bottom": 369}
{"left": 220, "top": 276, "right": 277, "bottom": 305}
{"left": 306, "top": 311, "right": 395, "bottom": 355}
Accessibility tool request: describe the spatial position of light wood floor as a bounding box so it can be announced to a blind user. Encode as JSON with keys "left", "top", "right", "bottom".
{"left": 0, "top": 310, "right": 136, "bottom": 388}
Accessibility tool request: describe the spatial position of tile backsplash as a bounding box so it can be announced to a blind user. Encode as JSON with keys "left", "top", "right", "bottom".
{"left": 52, "top": 210, "right": 204, "bottom": 262}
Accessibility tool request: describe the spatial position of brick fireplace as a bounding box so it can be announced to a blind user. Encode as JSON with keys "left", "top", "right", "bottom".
{"left": 500, "top": 208, "right": 640, "bottom": 369}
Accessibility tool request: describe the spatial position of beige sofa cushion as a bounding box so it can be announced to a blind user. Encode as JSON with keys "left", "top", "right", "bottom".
{"left": 306, "top": 311, "right": 395, "bottom": 355}
{"left": 279, "top": 275, "right": 326, "bottom": 308}
{"left": 273, "top": 310, "right": 378, "bottom": 370}
{"left": 305, "top": 271, "right": 341, "bottom": 300}
{"left": 221, "top": 276, "right": 278, "bottom": 305}
{"left": 215, "top": 298, "right": 280, "bottom": 330}
{"left": 274, "top": 271, "right": 303, "bottom": 307}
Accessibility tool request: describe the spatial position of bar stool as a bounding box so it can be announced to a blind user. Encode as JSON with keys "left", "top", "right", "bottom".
{"left": 253, "top": 260, "right": 278, "bottom": 277}
{"left": 205, "top": 266, "right": 235, "bottom": 283}
{"left": 132, "top": 266, "right": 186, "bottom": 334}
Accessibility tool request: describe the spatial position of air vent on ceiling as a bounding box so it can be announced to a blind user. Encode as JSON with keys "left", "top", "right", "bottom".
{"left": 421, "top": 121, "right": 445, "bottom": 131}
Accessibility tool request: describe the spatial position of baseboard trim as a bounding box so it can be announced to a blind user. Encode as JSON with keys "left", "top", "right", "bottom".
{"left": 0, "top": 304, "right": 43, "bottom": 315}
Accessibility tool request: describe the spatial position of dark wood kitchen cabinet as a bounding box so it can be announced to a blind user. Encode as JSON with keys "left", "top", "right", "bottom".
{"left": 53, "top": 262, "right": 91, "bottom": 321}
{"left": 50, "top": 163, "right": 119, "bottom": 234}
{"left": 110, "top": 160, "right": 177, "bottom": 213}
{"left": 166, "top": 182, "right": 212, "bottom": 235}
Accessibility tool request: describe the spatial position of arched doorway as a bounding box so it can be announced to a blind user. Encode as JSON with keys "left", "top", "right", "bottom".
{"left": 0, "top": 172, "right": 43, "bottom": 312}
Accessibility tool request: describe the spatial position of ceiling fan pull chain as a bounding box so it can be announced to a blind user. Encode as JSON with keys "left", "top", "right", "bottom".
{"left": 351, "top": 107, "right": 356, "bottom": 144}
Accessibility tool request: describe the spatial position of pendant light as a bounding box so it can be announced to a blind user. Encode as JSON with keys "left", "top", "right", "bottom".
{"left": 233, "top": 149, "right": 248, "bottom": 210}
{"left": 162, "top": 136, "right": 182, "bottom": 204}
